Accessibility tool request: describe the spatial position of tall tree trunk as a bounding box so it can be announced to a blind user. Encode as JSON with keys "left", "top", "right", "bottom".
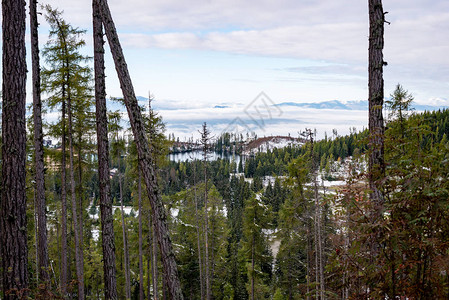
{"left": 93, "top": 0, "right": 118, "bottom": 296}
{"left": 139, "top": 171, "right": 145, "bottom": 300}
{"left": 118, "top": 157, "right": 131, "bottom": 299}
{"left": 30, "top": 0, "right": 50, "bottom": 284}
{"left": 95, "top": 1, "right": 184, "bottom": 298}
{"left": 1, "top": 0, "right": 28, "bottom": 298}
{"left": 368, "top": 0, "right": 386, "bottom": 217}
{"left": 68, "top": 85, "right": 85, "bottom": 300}
{"left": 368, "top": 1, "right": 386, "bottom": 291}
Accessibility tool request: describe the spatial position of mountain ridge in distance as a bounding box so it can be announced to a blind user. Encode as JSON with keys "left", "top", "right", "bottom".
{"left": 275, "top": 99, "right": 447, "bottom": 111}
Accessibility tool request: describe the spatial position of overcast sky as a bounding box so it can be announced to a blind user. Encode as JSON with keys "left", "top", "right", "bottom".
{"left": 29, "top": 0, "right": 447, "bottom": 110}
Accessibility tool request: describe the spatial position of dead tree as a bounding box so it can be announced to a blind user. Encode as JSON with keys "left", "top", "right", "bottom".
{"left": 95, "top": 0, "right": 184, "bottom": 298}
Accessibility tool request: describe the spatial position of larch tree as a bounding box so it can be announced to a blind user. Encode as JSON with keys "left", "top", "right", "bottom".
{"left": 1, "top": 0, "right": 29, "bottom": 298}
{"left": 30, "top": 0, "right": 50, "bottom": 284}
{"left": 93, "top": 0, "right": 118, "bottom": 297}
{"left": 41, "top": 7, "right": 92, "bottom": 297}
{"left": 95, "top": 0, "right": 184, "bottom": 298}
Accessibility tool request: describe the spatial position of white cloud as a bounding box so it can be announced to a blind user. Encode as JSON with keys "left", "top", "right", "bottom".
{"left": 33, "top": 0, "right": 449, "bottom": 104}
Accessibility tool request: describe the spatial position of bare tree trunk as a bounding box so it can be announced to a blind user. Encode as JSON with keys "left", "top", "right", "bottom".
{"left": 95, "top": 1, "right": 183, "bottom": 298}
{"left": 30, "top": 0, "right": 50, "bottom": 284}
{"left": 93, "top": 0, "right": 118, "bottom": 296}
{"left": 118, "top": 157, "right": 131, "bottom": 299}
{"left": 139, "top": 171, "right": 145, "bottom": 300}
{"left": 1, "top": 1, "right": 28, "bottom": 298}
{"left": 68, "top": 84, "right": 85, "bottom": 300}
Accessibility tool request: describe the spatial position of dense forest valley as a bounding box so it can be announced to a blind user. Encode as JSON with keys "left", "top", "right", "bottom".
{"left": 26, "top": 105, "right": 449, "bottom": 299}
{"left": 1, "top": 0, "right": 449, "bottom": 299}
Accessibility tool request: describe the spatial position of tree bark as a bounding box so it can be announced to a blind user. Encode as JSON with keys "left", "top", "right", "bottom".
{"left": 368, "top": 0, "right": 386, "bottom": 216}
{"left": 93, "top": 0, "right": 118, "bottom": 297}
{"left": 95, "top": 1, "right": 184, "bottom": 298}
{"left": 30, "top": 0, "right": 50, "bottom": 284}
{"left": 1, "top": 0, "right": 28, "bottom": 297}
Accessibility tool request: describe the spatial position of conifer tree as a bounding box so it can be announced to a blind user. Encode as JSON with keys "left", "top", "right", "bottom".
{"left": 42, "top": 7, "right": 93, "bottom": 296}
{"left": 241, "top": 193, "right": 272, "bottom": 300}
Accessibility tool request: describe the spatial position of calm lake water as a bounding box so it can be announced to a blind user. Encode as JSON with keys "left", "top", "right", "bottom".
{"left": 169, "top": 150, "right": 243, "bottom": 165}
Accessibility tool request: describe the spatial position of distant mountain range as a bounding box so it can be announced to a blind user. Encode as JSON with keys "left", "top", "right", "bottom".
{"left": 275, "top": 100, "right": 447, "bottom": 111}
{"left": 109, "top": 96, "right": 447, "bottom": 113}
